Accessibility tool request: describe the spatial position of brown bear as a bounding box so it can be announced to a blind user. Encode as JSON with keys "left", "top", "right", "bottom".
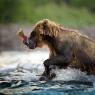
{"left": 18, "top": 19, "right": 95, "bottom": 80}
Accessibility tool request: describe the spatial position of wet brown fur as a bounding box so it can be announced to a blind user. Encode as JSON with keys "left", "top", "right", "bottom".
{"left": 31, "top": 19, "right": 95, "bottom": 75}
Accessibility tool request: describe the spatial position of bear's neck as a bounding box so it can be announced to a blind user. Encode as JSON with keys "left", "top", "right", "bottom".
{"left": 43, "top": 35, "right": 56, "bottom": 58}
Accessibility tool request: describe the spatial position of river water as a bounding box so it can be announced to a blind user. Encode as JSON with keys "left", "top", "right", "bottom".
{"left": 0, "top": 50, "right": 95, "bottom": 95}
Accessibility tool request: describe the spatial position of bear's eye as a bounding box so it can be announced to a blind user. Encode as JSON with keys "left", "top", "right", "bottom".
{"left": 30, "top": 31, "right": 36, "bottom": 38}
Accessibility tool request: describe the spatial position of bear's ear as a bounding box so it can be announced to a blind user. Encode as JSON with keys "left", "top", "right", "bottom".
{"left": 40, "top": 19, "right": 57, "bottom": 37}
{"left": 39, "top": 19, "right": 51, "bottom": 36}
{"left": 42, "top": 19, "right": 49, "bottom": 26}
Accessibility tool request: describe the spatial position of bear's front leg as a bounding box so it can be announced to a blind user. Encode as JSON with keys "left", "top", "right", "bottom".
{"left": 39, "top": 56, "right": 71, "bottom": 80}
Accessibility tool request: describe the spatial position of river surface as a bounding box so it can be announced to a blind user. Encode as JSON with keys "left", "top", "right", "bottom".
{"left": 0, "top": 50, "right": 95, "bottom": 95}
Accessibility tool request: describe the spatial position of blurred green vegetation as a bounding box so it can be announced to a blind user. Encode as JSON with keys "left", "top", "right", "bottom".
{"left": 0, "top": 0, "right": 95, "bottom": 27}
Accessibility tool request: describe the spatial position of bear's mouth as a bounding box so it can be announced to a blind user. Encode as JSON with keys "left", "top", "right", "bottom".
{"left": 28, "top": 43, "right": 37, "bottom": 49}
{"left": 27, "top": 39, "right": 37, "bottom": 49}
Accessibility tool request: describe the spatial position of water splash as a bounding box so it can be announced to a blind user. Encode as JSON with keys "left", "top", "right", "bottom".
{"left": 0, "top": 50, "right": 95, "bottom": 95}
{"left": 0, "top": 50, "right": 95, "bottom": 82}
